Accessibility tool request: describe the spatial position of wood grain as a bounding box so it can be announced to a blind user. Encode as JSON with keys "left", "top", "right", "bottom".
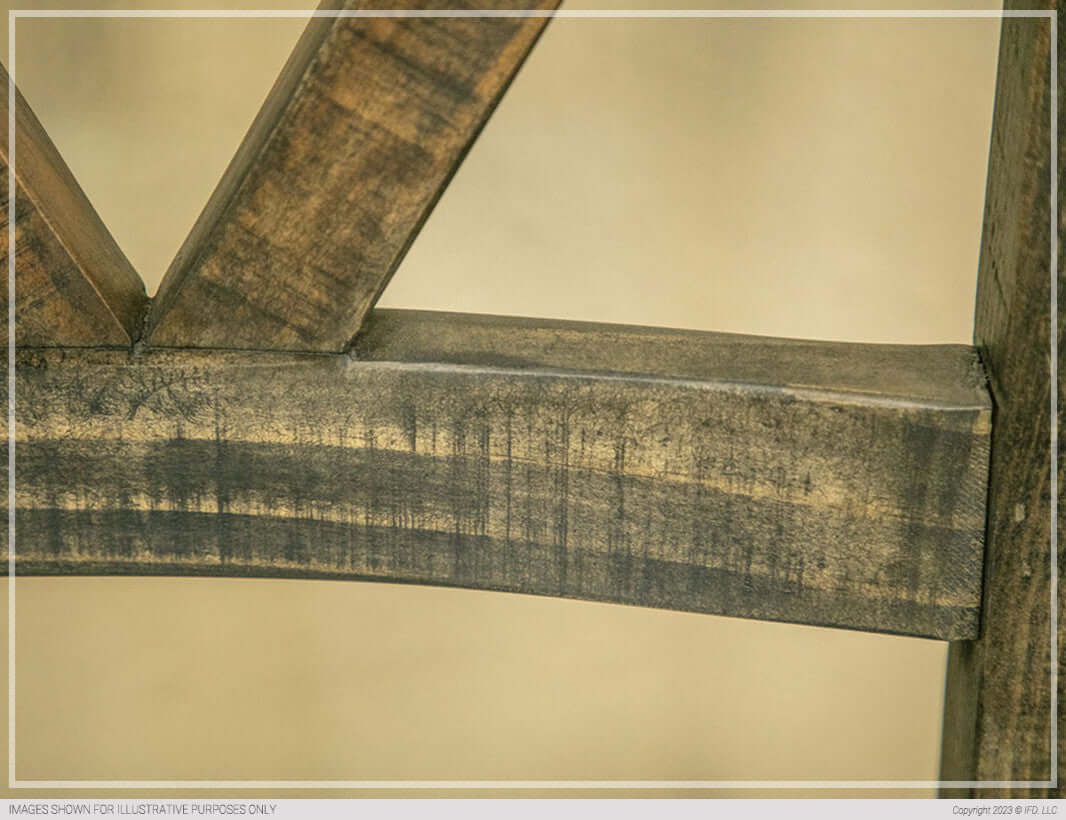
{"left": 145, "top": 0, "right": 558, "bottom": 352}
{"left": 939, "top": 4, "right": 1064, "bottom": 797}
{"left": 0, "top": 64, "right": 147, "bottom": 347}
{"left": 5, "top": 311, "right": 991, "bottom": 639}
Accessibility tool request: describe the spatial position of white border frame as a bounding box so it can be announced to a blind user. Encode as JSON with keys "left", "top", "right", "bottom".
{"left": 5, "top": 6, "right": 1058, "bottom": 791}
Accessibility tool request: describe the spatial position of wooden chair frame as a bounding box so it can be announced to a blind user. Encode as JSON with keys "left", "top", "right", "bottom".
{"left": 1, "top": 1, "right": 1060, "bottom": 796}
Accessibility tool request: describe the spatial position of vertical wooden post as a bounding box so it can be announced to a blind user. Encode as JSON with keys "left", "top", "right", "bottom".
{"left": 940, "top": 1, "right": 1063, "bottom": 797}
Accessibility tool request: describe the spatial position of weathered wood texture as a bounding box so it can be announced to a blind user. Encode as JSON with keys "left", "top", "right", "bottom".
{"left": 939, "top": 5, "right": 1064, "bottom": 797}
{"left": 0, "top": 64, "right": 146, "bottom": 347}
{"left": 145, "top": 1, "right": 558, "bottom": 352}
{"left": 5, "top": 311, "right": 990, "bottom": 639}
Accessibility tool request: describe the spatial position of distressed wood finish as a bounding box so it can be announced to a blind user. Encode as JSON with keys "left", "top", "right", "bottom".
{"left": 0, "top": 65, "right": 147, "bottom": 347}
{"left": 939, "top": 5, "right": 1064, "bottom": 797}
{"left": 145, "top": 0, "right": 558, "bottom": 352}
{"left": 5, "top": 311, "right": 991, "bottom": 639}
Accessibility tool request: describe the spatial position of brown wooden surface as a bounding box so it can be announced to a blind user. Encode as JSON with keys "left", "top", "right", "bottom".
{"left": 0, "top": 64, "right": 146, "bottom": 347}
{"left": 145, "top": 1, "right": 558, "bottom": 352}
{"left": 5, "top": 311, "right": 991, "bottom": 639}
{"left": 939, "top": 4, "right": 1063, "bottom": 797}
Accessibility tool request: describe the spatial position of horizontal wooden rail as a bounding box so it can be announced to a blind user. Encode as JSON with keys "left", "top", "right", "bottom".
{"left": 4, "top": 310, "right": 991, "bottom": 639}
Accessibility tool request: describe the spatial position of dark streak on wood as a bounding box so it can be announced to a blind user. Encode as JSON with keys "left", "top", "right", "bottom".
{"left": 0, "top": 64, "right": 147, "bottom": 347}
{"left": 5, "top": 312, "right": 991, "bottom": 639}
{"left": 939, "top": 3, "right": 1064, "bottom": 797}
{"left": 145, "top": 0, "right": 558, "bottom": 352}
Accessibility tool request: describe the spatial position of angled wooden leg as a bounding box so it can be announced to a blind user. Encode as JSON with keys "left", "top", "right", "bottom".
{"left": 0, "top": 64, "right": 147, "bottom": 347}
{"left": 939, "top": 2, "right": 1063, "bottom": 797}
{"left": 145, "top": 0, "right": 559, "bottom": 352}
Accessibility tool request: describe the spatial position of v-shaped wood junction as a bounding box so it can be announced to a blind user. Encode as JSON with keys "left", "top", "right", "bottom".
{"left": 0, "top": 0, "right": 1059, "bottom": 796}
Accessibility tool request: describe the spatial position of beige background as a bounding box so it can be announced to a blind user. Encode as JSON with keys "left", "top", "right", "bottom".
{"left": 1, "top": 0, "right": 1001, "bottom": 798}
